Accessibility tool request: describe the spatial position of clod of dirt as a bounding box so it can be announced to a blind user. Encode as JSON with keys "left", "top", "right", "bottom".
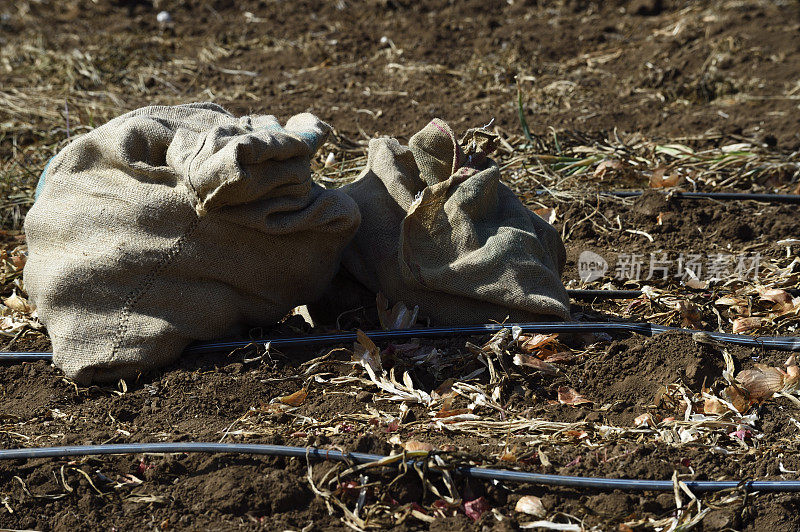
{"left": 631, "top": 190, "right": 675, "bottom": 218}
{"left": 720, "top": 220, "right": 756, "bottom": 242}
{"left": 631, "top": 0, "right": 663, "bottom": 16}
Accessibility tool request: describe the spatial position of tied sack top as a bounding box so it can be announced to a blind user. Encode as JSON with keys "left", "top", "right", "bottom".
{"left": 25, "top": 103, "right": 361, "bottom": 383}
{"left": 339, "top": 118, "right": 570, "bottom": 325}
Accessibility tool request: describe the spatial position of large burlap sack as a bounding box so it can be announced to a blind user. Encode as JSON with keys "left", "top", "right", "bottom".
{"left": 24, "top": 103, "right": 360, "bottom": 384}
{"left": 337, "top": 118, "right": 570, "bottom": 324}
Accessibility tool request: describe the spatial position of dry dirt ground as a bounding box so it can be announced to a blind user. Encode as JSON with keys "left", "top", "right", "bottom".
{"left": 1, "top": 0, "right": 800, "bottom": 530}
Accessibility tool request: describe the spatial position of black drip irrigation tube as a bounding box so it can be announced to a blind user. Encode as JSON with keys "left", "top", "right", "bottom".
{"left": 570, "top": 288, "right": 800, "bottom": 300}
{"left": 181, "top": 322, "right": 800, "bottom": 353}
{"left": 606, "top": 191, "right": 800, "bottom": 203}
{"left": 0, "top": 442, "right": 798, "bottom": 493}
{"left": 568, "top": 289, "right": 645, "bottom": 300}
{"left": 0, "top": 352, "right": 52, "bottom": 360}
{"left": 536, "top": 189, "right": 800, "bottom": 204}
{"left": 1, "top": 321, "right": 799, "bottom": 362}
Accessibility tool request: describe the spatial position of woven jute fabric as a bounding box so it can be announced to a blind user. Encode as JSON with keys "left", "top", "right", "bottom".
{"left": 339, "top": 118, "right": 570, "bottom": 325}
{"left": 24, "top": 103, "right": 360, "bottom": 383}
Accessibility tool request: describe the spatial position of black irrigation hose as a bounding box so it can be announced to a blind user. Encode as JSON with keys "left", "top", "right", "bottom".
{"left": 0, "top": 442, "right": 798, "bottom": 493}
{"left": 570, "top": 288, "right": 800, "bottom": 300}
{"left": 605, "top": 191, "right": 800, "bottom": 203}
{"left": 0, "top": 352, "right": 52, "bottom": 360}
{"left": 1, "top": 321, "right": 799, "bottom": 362}
{"left": 536, "top": 189, "right": 800, "bottom": 204}
{"left": 567, "top": 289, "right": 645, "bottom": 300}
{"left": 187, "top": 321, "right": 800, "bottom": 353}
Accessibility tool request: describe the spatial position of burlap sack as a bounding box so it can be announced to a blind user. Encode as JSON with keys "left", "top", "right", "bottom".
{"left": 338, "top": 118, "right": 570, "bottom": 324}
{"left": 24, "top": 103, "right": 360, "bottom": 383}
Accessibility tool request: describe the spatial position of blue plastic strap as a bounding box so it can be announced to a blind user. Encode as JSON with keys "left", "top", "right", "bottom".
{"left": 34, "top": 156, "right": 54, "bottom": 201}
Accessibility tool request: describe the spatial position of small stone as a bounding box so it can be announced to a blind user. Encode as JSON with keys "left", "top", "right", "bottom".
{"left": 356, "top": 391, "right": 373, "bottom": 402}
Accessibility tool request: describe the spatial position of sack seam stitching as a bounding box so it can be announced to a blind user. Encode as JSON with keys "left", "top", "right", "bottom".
{"left": 107, "top": 216, "right": 204, "bottom": 363}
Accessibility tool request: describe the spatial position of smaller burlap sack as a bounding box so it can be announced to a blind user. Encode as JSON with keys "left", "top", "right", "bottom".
{"left": 24, "top": 103, "right": 360, "bottom": 383}
{"left": 338, "top": 118, "right": 570, "bottom": 324}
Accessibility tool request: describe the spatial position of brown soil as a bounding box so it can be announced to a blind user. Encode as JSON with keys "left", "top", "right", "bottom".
{"left": 3, "top": 329, "right": 800, "bottom": 530}
{"left": 3, "top": 0, "right": 800, "bottom": 155}
{"left": 583, "top": 331, "right": 729, "bottom": 416}
{"left": 555, "top": 190, "right": 800, "bottom": 284}
{"left": 2, "top": 0, "right": 800, "bottom": 530}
